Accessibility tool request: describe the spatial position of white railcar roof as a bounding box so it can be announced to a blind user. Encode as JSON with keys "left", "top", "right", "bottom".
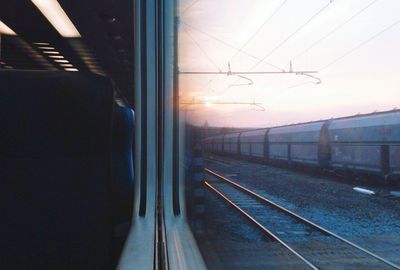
{"left": 329, "top": 111, "right": 400, "bottom": 130}
{"left": 269, "top": 122, "right": 325, "bottom": 135}
{"left": 240, "top": 128, "right": 269, "bottom": 137}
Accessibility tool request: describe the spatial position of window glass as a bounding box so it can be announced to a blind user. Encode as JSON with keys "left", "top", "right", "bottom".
{"left": 179, "top": 1, "right": 400, "bottom": 269}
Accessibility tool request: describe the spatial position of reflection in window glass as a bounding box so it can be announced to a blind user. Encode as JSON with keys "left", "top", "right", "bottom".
{"left": 179, "top": 1, "right": 400, "bottom": 269}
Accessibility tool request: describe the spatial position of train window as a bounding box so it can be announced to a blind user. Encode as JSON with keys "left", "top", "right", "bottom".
{"left": 179, "top": 1, "right": 400, "bottom": 269}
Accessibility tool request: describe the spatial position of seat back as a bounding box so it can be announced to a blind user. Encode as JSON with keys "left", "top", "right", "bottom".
{"left": 0, "top": 71, "right": 114, "bottom": 270}
{"left": 112, "top": 106, "right": 134, "bottom": 225}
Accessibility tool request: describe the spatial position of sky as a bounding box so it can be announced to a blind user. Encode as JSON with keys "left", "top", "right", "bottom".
{"left": 178, "top": 0, "right": 400, "bottom": 128}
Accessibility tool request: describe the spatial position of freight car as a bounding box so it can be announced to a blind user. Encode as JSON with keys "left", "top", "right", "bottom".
{"left": 203, "top": 110, "right": 400, "bottom": 183}
{"left": 239, "top": 129, "right": 268, "bottom": 159}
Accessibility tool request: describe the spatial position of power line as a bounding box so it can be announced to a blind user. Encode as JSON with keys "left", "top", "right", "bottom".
{"left": 253, "top": 0, "right": 335, "bottom": 70}
{"left": 181, "top": 23, "right": 280, "bottom": 97}
{"left": 199, "top": 0, "right": 288, "bottom": 94}
{"left": 260, "top": 13, "right": 400, "bottom": 103}
{"left": 183, "top": 27, "right": 221, "bottom": 71}
{"left": 179, "top": 70, "right": 318, "bottom": 75}
{"left": 182, "top": 22, "right": 284, "bottom": 70}
{"left": 225, "top": 0, "right": 333, "bottom": 87}
{"left": 180, "top": 0, "right": 289, "bottom": 94}
{"left": 181, "top": 22, "right": 282, "bottom": 97}
{"left": 228, "top": 0, "right": 289, "bottom": 62}
{"left": 321, "top": 18, "right": 400, "bottom": 71}
{"left": 181, "top": 0, "right": 200, "bottom": 14}
{"left": 180, "top": 1, "right": 332, "bottom": 92}
{"left": 291, "top": 0, "right": 379, "bottom": 62}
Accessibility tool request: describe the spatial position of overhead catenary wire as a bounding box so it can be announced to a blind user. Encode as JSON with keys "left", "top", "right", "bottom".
{"left": 228, "top": 0, "right": 289, "bottom": 63}
{"left": 280, "top": 14, "right": 400, "bottom": 99}
{"left": 321, "top": 17, "right": 400, "bottom": 71}
{"left": 180, "top": 0, "right": 289, "bottom": 94}
{"left": 286, "top": 14, "right": 398, "bottom": 93}
{"left": 183, "top": 27, "right": 222, "bottom": 72}
{"left": 179, "top": 1, "right": 399, "bottom": 121}
{"left": 181, "top": 0, "right": 201, "bottom": 14}
{"left": 198, "top": 0, "right": 289, "bottom": 93}
{"left": 291, "top": 0, "right": 379, "bottom": 62}
{"left": 180, "top": 70, "right": 318, "bottom": 75}
{"left": 224, "top": 0, "right": 333, "bottom": 88}
{"left": 251, "top": 0, "right": 335, "bottom": 71}
{"left": 182, "top": 23, "right": 283, "bottom": 71}
{"left": 181, "top": 22, "right": 283, "bottom": 96}
{"left": 198, "top": 0, "right": 288, "bottom": 94}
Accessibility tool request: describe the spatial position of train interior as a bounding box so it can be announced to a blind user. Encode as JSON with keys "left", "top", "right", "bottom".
{"left": 1, "top": 0, "right": 400, "bottom": 270}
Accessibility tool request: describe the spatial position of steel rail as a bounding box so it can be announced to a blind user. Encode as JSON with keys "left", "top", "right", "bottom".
{"left": 204, "top": 167, "right": 400, "bottom": 270}
{"left": 204, "top": 181, "right": 319, "bottom": 270}
{"left": 204, "top": 158, "right": 230, "bottom": 167}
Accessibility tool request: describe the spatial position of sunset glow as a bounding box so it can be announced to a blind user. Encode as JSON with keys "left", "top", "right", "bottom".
{"left": 178, "top": 0, "right": 400, "bottom": 127}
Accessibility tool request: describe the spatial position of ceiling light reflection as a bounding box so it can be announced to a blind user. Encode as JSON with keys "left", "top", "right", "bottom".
{"left": 31, "top": 0, "right": 81, "bottom": 38}
{"left": 48, "top": 55, "right": 64, "bottom": 59}
{"left": 37, "top": 46, "right": 55, "bottom": 50}
{"left": 64, "top": 68, "right": 79, "bottom": 72}
{"left": 0, "top": 21, "right": 16, "bottom": 35}
{"left": 54, "top": 59, "right": 69, "bottom": 63}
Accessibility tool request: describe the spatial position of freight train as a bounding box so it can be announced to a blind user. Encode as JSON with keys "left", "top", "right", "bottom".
{"left": 203, "top": 110, "right": 400, "bottom": 184}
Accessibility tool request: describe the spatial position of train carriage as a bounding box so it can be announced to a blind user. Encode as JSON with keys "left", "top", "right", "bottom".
{"left": 213, "top": 134, "right": 225, "bottom": 153}
{"left": 390, "top": 145, "right": 400, "bottom": 178}
{"left": 328, "top": 111, "right": 400, "bottom": 178}
{"left": 223, "top": 132, "right": 241, "bottom": 154}
{"left": 202, "top": 137, "right": 214, "bottom": 152}
{"left": 239, "top": 129, "right": 269, "bottom": 158}
{"left": 203, "top": 110, "right": 400, "bottom": 183}
{"left": 268, "top": 122, "right": 326, "bottom": 165}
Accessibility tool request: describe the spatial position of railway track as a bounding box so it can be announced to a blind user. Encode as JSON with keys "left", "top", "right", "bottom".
{"left": 204, "top": 156, "right": 232, "bottom": 167}
{"left": 204, "top": 167, "right": 400, "bottom": 270}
